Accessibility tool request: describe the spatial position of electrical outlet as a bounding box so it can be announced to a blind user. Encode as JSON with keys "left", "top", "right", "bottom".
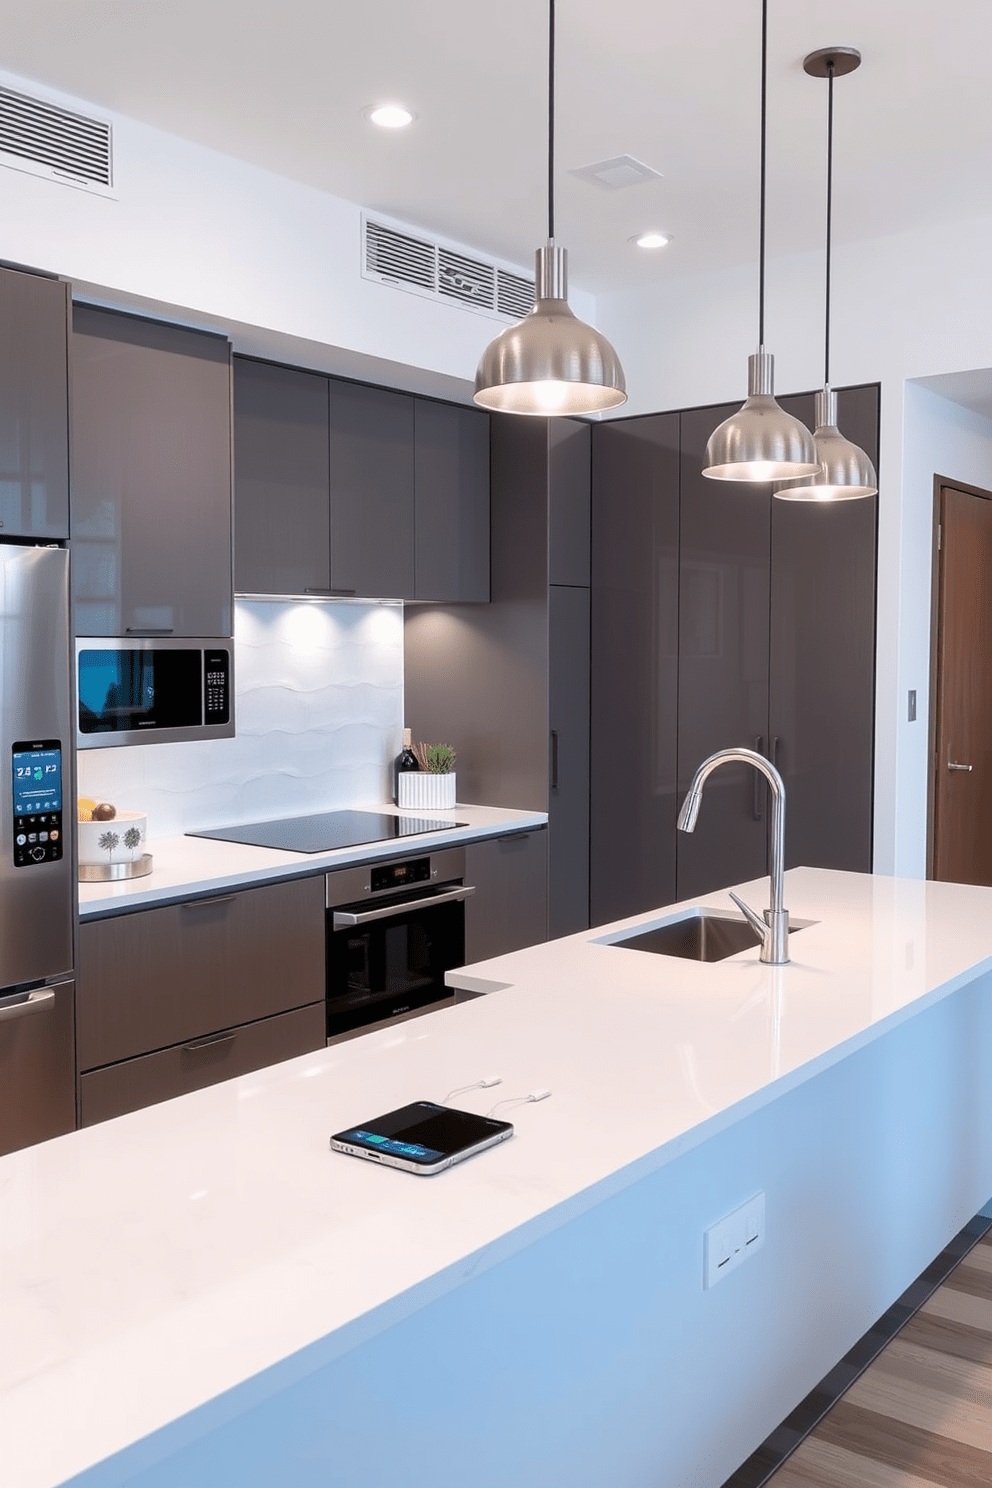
{"left": 704, "top": 1193, "right": 765, "bottom": 1288}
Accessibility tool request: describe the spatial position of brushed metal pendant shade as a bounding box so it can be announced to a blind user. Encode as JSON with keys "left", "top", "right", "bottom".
{"left": 704, "top": 351, "right": 819, "bottom": 482}
{"left": 703, "top": 0, "right": 818, "bottom": 483}
{"left": 474, "top": 245, "right": 626, "bottom": 415}
{"left": 474, "top": 0, "right": 626, "bottom": 417}
{"left": 775, "top": 48, "right": 876, "bottom": 502}
{"left": 774, "top": 389, "right": 877, "bottom": 501}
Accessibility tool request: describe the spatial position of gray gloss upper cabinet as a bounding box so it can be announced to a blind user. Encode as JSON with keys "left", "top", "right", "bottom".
{"left": 329, "top": 380, "right": 415, "bottom": 599}
{"left": 233, "top": 357, "right": 330, "bottom": 596}
{"left": 71, "top": 306, "right": 233, "bottom": 637}
{"left": 0, "top": 266, "right": 69, "bottom": 540}
{"left": 414, "top": 399, "right": 489, "bottom": 602}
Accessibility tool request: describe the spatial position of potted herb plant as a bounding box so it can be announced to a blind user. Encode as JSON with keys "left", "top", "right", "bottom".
{"left": 397, "top": 741, "right": 457, "bottom": 810}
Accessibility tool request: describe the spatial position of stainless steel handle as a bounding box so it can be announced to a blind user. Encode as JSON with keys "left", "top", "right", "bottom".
{"left": 333, "top": 884, "right": 475, "bottom": 930}
{"left": 305, "top": 587, "right": 357, "bottom": 598}
{"left": 752, "top": 736, "right": 764, "bottom": 820}
{"left": 550, "top": 729, "right": 559, "bottom": 791}
{"left": 181, "top": 894, "right": 237, "bottom": 909}
{"left": 125, "top": 626, "right": 174, "bottom": 635}
{"left": 182, "top": 1030, "right": 237, "bottom": 1054}
{"left": 0, "top": 989, "right": 56, "bottom": 1022}
{"left": 948, "top": 760, "right": 973, "bottom": 772}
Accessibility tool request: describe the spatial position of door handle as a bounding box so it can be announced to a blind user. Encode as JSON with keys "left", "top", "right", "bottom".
{"left": 332, "top": 884, "right": 475, "bottom": 929}
{"left": 550, "top": 729, "right": 559, "bottom": 791}
{"left": 305, "top": 587, "right": 357, "bottom": 598}
{"left": 753, "top": 736, "right": 764, "bottom": 819}
{"left": 0, "top": 989, "right": 56, "bottom": 1023}
{"left": 948, "top": 760, "right": 973, "bottom": 772}
{"left": 772, "top": 736, "right": 781, "bottom": 768}
{"left": 125, "top": 627, "right": 174, "bottom": 635}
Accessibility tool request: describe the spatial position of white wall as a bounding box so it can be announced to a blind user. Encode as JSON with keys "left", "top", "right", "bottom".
{"left": 1, "top": 68, "right": 599, "bottom": 400}
{"left": 898, "top": 387, "right": 992, "bottom": 873}
{"left": 597, "top": 214, "right": 992, "bottom": 875}
{"left": 76, "top": 600, "right": 404, "bottom": 839}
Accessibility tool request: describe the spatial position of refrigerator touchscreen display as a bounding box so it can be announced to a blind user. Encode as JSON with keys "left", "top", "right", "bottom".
{"left": 11, "top": 741, "right": 63, "bottom": 867}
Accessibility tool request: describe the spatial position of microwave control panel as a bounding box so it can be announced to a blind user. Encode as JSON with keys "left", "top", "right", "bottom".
{"left": 203, "top": 650, "right": 231, "bottom": 725}
{"left": 11, "top": 740, "right": 63, "bottom": 868}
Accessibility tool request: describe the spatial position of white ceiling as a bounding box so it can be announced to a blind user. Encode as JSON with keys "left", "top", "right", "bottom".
{"left": 1, "top": 0, "right": 990, "bottom": 297}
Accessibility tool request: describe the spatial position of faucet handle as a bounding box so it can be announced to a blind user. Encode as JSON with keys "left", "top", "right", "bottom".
{"left": 729, "top": 891, "right": 767, "bottom": 941}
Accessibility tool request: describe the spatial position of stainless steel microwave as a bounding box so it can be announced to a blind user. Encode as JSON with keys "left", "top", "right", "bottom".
{"left": 76, "top": 638, "right": 234, "bottom": 749}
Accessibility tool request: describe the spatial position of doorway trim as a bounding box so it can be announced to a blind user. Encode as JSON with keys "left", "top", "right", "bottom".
{"left": 926, "top": 474, "right": 992, "bottom": 878}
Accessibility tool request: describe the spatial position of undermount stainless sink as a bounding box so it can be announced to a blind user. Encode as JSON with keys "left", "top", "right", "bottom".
{"left": 604, "top": 909, "right": 814, "bottom": 964}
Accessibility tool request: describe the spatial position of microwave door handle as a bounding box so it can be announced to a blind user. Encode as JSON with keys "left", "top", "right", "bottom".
{"left": 332, "top": 884, "right": 475, "bottom": 930}
{"left": 125, "top": 627, "right": 174, "bottom": 635}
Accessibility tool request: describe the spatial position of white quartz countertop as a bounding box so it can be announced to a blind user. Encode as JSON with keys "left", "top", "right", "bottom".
{"left": 6, "top": 867, "right": 992, "bottom": 1487}
{"left": 77, "top": 802, "right": 547, "bottom": 917}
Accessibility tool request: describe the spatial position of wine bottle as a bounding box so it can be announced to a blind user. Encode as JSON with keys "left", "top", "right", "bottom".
{"left": 393, "top": 727, "right": 420, "bottom": 804}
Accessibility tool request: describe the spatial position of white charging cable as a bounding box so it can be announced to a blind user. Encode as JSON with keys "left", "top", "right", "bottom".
{"left": 442, "top": 1076, "right": 502, "bottom": 1104}
{"left": 486, "top": 1089, "right": 552, "bottom": 1117}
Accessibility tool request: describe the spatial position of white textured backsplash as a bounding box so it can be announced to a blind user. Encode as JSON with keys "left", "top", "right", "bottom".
{"left": 77, "top": 600, "right": 404, "bottom": 839}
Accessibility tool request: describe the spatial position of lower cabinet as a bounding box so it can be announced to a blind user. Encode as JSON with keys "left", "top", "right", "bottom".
{"left": 79, "top": 1004, "right": 324, "bottom": 1127}
{"left": 464, "top": 830, "right": 548, "bottom": 964}
{"left": 77, "top": 876, "right": 326, "bottom": 1125}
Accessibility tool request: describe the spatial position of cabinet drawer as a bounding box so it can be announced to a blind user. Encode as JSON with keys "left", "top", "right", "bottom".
{"left": 79, "top": 1001, "right": 325, "bottom": 1127}
{"left": 78, "top": 876, "right": 325, "bottom": 1069}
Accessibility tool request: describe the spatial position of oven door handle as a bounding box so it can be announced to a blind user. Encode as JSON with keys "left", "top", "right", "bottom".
{"left": 332, "top": 884, "right": 475, "bottom": 929}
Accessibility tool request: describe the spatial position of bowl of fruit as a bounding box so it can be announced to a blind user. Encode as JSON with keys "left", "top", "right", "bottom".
{"left": 78, "top": 799, "right": 152, "bottom": 881}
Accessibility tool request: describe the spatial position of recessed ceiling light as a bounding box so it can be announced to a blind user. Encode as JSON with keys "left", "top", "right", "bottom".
{"left": 631, "top": 231, "right": 672, "bottom": 250}
{"left": 365, "top": 103, "right": 415, "bottom": 130}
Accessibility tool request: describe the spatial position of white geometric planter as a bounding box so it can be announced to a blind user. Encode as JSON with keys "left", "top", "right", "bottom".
{"left": 397, "top": 772, "right": 457, "bottom": 810}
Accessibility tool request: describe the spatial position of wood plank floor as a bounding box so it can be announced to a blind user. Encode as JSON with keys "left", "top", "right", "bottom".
{"left": 768, "top": 1232, "right": 992, "bottom": 1487}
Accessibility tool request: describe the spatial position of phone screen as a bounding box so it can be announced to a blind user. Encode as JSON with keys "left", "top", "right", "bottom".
{"left": 332, "top": 1102, "right": 512, "bottom": 1167}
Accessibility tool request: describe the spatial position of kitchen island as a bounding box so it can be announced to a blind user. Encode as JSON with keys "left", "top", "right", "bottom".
{"left": 4, "top": 867, "right": 992, "bottom": 1488}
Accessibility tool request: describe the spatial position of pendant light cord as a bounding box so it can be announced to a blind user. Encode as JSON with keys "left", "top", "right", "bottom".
{"left": 758, "top": 0, "right": 767, "bottom": 347}
{"left": 824, "top": 58, "right": 834, "bottom": 387}
{"left": 548, "top": 0, "right": 556, "bottom": 244}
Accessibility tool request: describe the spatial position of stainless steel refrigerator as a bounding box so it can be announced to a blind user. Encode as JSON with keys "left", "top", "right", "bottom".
{"left": 0, "top": 542, "right": 76, "bottom": 1156}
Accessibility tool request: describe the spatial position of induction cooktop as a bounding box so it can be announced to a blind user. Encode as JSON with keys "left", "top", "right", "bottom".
{"left": 187, "top": 809, "right": 468, "bottom": 855}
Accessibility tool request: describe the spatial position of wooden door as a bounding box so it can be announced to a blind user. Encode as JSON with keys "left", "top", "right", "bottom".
{"left": 932, "top": 484, "right": 992, "bottom": 884}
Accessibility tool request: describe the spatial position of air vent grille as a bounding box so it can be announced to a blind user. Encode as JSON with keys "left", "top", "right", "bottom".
{"left": 365, "top": 218, "right": 435, "bottom": 290}
{"left": 497, "top": 269, "right": 536, "bottom": 320}
{"left": 363, "top": 215, "right": 533, "bottom": 323}
{"left": 0, "top": 85, "right": 112, "bottom": 187}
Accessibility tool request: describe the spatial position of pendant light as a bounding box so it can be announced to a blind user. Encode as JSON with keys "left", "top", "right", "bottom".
{"left": 473, "top": 0, "right": 626, "bottom": 416}
{"left": 703, "top": 0, "right": 819, "bottom": 482}
{"left": 774, "top": 49, "right": 877, "bottom": 501}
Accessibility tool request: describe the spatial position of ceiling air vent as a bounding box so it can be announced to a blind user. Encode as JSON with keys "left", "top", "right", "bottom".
{"left": 362, "top": 214, "right": 533, "bottom": 323}
{"left": 0, "top": 85, "right": 112, "bottom": 190}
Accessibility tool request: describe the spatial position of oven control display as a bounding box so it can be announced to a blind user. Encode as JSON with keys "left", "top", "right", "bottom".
{"left": 370, "top": 856, "right": 431, "bottom": 894}
{"left": 12, "top": 740, "right": 63, "bottom": 868}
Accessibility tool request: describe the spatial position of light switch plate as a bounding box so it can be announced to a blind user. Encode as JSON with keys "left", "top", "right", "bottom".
{"left": 704, "top": 1193, "right": 765, "bottom": 1288}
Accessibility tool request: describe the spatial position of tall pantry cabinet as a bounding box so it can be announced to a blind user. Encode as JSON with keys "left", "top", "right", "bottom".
{"left": 404, "top": 414, "right": 592, "bottom": 943}
{"left": 590, "top": 384, "right": 878, "bottom": 921}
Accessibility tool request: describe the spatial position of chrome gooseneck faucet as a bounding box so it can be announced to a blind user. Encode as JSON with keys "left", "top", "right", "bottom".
{"left": 677, "top": 747, "right": 790, "bottom": 965}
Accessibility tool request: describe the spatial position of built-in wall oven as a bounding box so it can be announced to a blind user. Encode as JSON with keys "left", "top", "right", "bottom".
{"left": 325, "top": 846, "right": 474, "bottom": 1041}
